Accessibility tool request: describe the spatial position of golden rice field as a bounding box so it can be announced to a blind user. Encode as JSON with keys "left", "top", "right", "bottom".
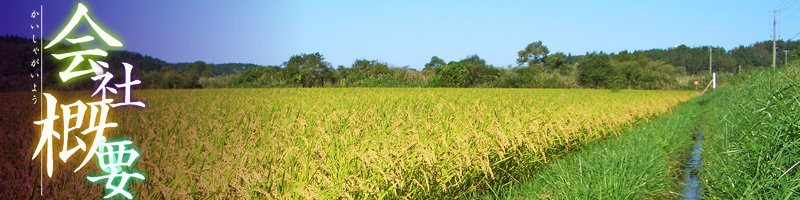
{"left": 1, "top": 88, "right": 697, "bottom": 199}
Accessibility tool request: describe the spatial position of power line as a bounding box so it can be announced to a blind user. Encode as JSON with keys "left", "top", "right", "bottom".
{"left": 781, "top": 0, "right": 800, "bottom": 11}
{"left": 790, "top": 31, "right": 800, "bottom": 41}
{"left": 779, "top": 1, "right": 800, "bottom": 45}
{"left": 783, "top": 1, "right": 800, "bottom": 19}
{"left": 776, "top": 0, "right": 792, "bottom": 10}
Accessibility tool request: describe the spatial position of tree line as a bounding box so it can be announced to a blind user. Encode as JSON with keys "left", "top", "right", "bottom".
{"left": 203, "top": 40, "right": 793, "bottom": 90}
{"left": 0, "top": 35, "right": 796, "bottom": 91}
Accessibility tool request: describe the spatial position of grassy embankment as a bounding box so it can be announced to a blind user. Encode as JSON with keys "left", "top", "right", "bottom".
{"left": 701, "top": 63, "right": 800, "bottom": 199}
{"left": 496, "top": 64, "right": 800, "bottom": 199}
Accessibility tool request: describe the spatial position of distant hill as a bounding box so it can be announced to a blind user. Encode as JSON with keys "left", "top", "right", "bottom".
{"left": 0, "top": 35, "right": 273, "bottom": 91}
{"left": 171, "top": 62, "right": 266, "bottom": 76}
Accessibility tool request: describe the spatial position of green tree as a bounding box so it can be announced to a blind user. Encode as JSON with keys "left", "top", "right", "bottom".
{"left": 457, "top": 55, "right": 500, "bottom": 85}
{"left": 341, "top": 59, "right": 394, "bottom": 85}
{"left": 185, "top": 61, "right": 207, "bottom": 77}
{"left": 201, "top": 64, "right": 216, "bottom": 77}
{"left": 352, "top": 59, "right": 392, "bottom": 77}
{"left": 160, "top": 70, "right": 183, "bottom": 89}
{"left": 424, "top": 56, "right": 446, "bottom": 71}
{"left": 284, "top": 52, "right": 332, "bottom": 87}
{"left": 577, "top": 53, "right": 620, "bottom": 89}
{"left": 430, "top": 62, "right": 470, "bottom": 87}
{"left": 545, "top": 52, "right": 567, "bottom": 71}
{"left": 517, "top": 41, "right": 549, "bottom": 67}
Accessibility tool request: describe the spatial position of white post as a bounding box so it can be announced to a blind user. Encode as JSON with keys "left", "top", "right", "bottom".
{"left": 712, "top": 73, "right": 717, "bottom": 89}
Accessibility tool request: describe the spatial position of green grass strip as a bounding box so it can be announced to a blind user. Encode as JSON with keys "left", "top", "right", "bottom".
{"left": 492, "top": 96, "right": 703, "bottom": 199}
{"left": 700, "top": 63, "right": 800, "bottom": 199}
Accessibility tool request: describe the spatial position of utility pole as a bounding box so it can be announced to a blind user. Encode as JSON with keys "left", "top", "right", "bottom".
{"left": 773, "top": 10, "right": 779, "bottom": 69}
{"left": 786, "top": 39, "right": 791, "bottom": 67}
{"left": 709, "top": 46, "right": 712, "bottom": 76}
{"left": 786, "top": 49, "right": 789, "bottom": 66}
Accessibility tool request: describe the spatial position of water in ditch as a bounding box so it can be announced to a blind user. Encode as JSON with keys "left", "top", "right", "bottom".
{"left": 681, "top": 129, "right": 703, "bottom": 199}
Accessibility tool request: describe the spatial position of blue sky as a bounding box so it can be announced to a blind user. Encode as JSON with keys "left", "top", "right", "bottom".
{"left": 2, "top": 1, "right": 799, "bottom": 69}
